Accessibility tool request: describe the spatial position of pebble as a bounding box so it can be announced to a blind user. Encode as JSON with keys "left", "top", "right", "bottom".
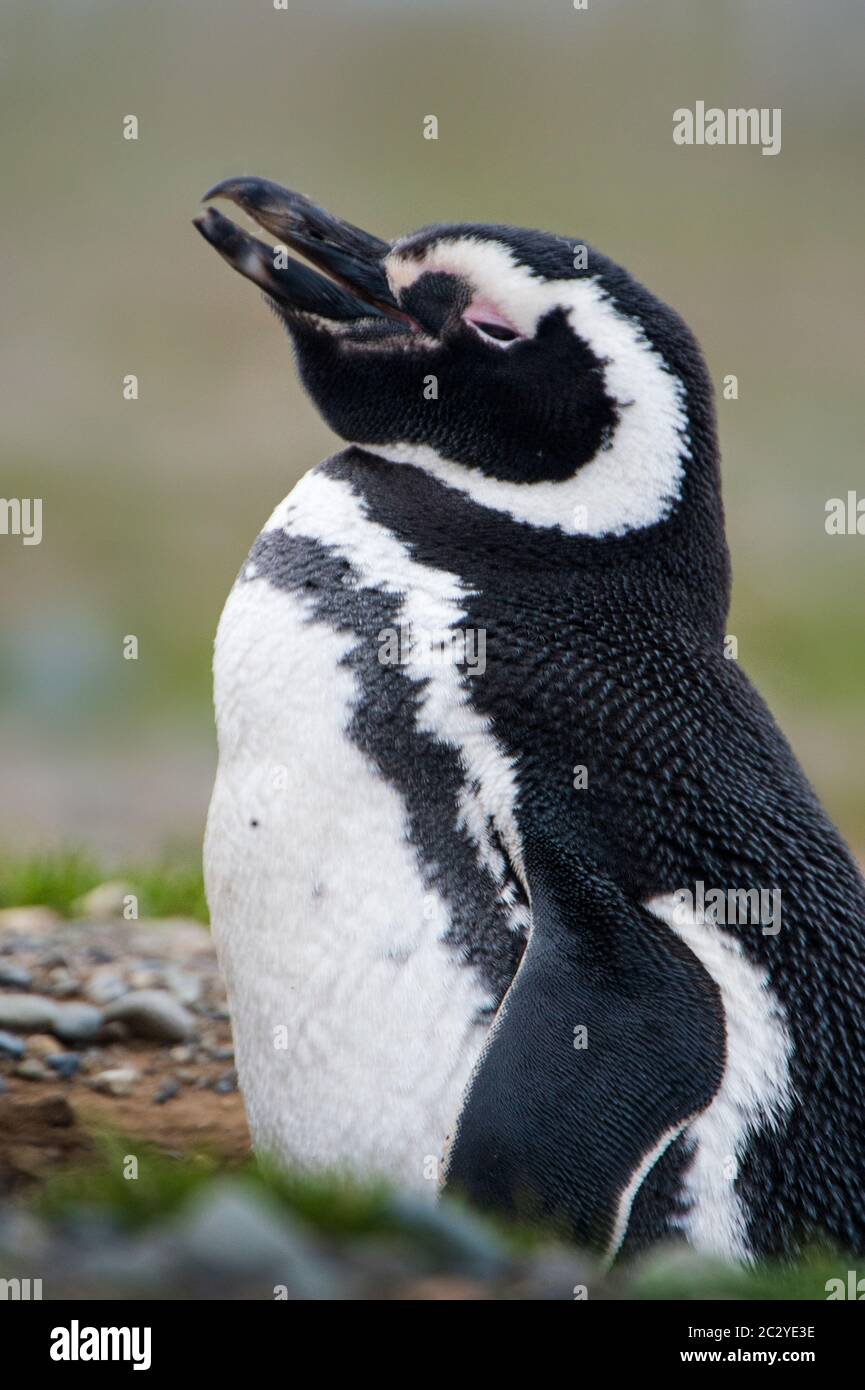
{"left": 383, "top": 1193, "right": 507, "bottom": 1281}
{"left": 0, "top": 963, "right": 33, "bottom": 989}
{"left": 170, "top": 1183, "right": 334, "bottom": 1296}
{"left": 103, "top": 990, "right": 195, "bottom": 1043}
{"left": 169, "top": 1044, "right": 194, "bottom": 1064}
{"left": 52, "top": 1001, "right": 104, "bottom": 1044}
{"left": 16, "top": 1058, "right": 51, "bottom": 1082}
{"left": 0, "top": 906, "right": 61, "bottom": 934}
{"left": 26, "top": 1033, "right": 63, "bottom": 1058}
{"left": 0, "top": 1208, "right": 51, "bottom": 1259}
{"left": 46, "top": 967, "right": 78, "bottom": 998}
{"left": 85, "top": 967, "right": 129, "bottom": 1005}
{"left": 0, "top": 994, "right": 60, "bottom": 1034}
{"left": 86, "top": 947, "right": 115, "bottom": 965}
{"left": 513, "top": 1249, "right": 597, "bottom": 1300}
{"left": 71, "top": 1233, "right": 178, "bottom": 1290}
{"left": 153, "top": 1078, "right": 180, "bottom": 1104}
{"left": 74, "top": 880, "right": 135, "bottom": 920}
{"left": 0, "top": 996, "right": 102, "bottom": 1044}
{"left": 175, "top": 1068, "right": 197, "bottom": 1085}
{"left": 39, "top": 949, "right": 69, "bottom": 968}
{"left": 212, "top": 1071, "right": 238, "bottom": 1095}
{"left": 128, "top": 969, "right": 159, "bottom": 991}
{"left": 46, "top": 1054, "right": 81, "bottom": 1081}
{"left": 161, "top": 965, "right": 201, "bottom": 1006}
{"left": 89, "top": 1067, "right": 140, "bottom": 1097}
{"left": 96, "top": 1020, "right": 129, "bottom": 1043}
{"left": 0, "top": 1029, "right": 26, "bottom": 1060}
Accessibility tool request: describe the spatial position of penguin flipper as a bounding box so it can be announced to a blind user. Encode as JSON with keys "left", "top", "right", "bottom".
{"left": 444, "top": 837, "right": 726, "bottom": 1255}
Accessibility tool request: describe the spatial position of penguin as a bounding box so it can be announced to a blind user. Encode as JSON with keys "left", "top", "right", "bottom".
{"left": 195, "top": 177, "right": 865, "bottom": 1265}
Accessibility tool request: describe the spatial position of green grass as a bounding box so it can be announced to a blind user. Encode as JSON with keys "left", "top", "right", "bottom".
{"left": 37, "top": 1133, "right": 452, "bottom": 1243}
{"left": 36, "top": 1136, "right": 225, "bottom": 1233}
{"left": 30, "top": 1134, "right": 850, "bottom": 1299}
{"left": 0, "top": 849, "right": 208, "bottom": 923}
{"left": 125, "top": 860, "right": 209, "bottom": 923}
{"left": 620, "top": 1246, "right": 850, "bottom": 1302}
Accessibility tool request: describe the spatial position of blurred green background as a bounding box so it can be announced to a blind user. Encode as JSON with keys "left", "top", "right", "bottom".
{"left": 1, "top": 0, "right": 863, "bottom": 865}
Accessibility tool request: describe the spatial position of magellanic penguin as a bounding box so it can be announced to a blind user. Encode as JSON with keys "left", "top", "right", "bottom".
{"left": 195, "top": 177, "right": 865, "bottom": 1265}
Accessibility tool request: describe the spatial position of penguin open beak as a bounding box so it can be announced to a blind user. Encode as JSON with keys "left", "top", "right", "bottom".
{"left": 194, "top": 177, "right": 417, "bottom": 329}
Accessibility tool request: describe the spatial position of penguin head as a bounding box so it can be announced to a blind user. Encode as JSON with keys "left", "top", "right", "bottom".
{"left": 195, "top": 177, "right": 718, "bottom": 537}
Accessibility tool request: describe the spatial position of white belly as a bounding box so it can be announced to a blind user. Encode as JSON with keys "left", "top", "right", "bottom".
{"left": 204, "top": 466, "right": 525, "bottom": 1189}
{"left": 203, "top": 464, "right": 792, "bottom": 1253}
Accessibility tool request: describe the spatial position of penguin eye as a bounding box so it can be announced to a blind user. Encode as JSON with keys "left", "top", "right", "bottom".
{"left": 470, "top": 320, "right": 520, "bottom": 343}
{"left": 462, "top": 300, "right": 524, "bottom": 347}
{"left": 467, "top": 318, "right": 522, "bottom": 347}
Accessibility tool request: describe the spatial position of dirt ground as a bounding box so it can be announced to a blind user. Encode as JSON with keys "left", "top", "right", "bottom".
{"left": 0, "top": 1052, "right": 251, "bottom": 1195}
{"left": 0, "top": 907, "right": 252, "bottom": 1195}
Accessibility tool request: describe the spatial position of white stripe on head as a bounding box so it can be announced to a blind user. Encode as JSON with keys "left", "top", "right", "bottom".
{"left": 377, "top": 237, "right": 691, "bottom": 537}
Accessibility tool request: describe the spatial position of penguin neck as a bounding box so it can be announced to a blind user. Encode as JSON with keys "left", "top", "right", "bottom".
{"left": 324, "top": 444, "right": 730, "bottom": 642}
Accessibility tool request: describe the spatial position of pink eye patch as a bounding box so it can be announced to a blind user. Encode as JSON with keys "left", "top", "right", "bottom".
{"left": 462, "top": 297, "right": 523, "bottom": 343}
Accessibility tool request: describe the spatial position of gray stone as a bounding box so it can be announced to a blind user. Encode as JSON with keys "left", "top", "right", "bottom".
{"left": 0, "top": 1207, "right": 51, "bottom": 1259}
{"left": 384, "top": 1193, "right": 507, "bottom": 1280}
{"left": 77, "top": 1049, "right": 103, "bottom": 1074}
{"left": 46, "top": 967, "right": 78, "bottom": 998}
{"left": 512, "top": 1248, "right": 597, "bottom": 1300}
{"left": 154, "top": 1078, "right": 180, "bottom": 1104}
{"left": 40, "top": 949, "right": 69, "bottom": 968}
{"left": 103, "top": 989, "right": 195, "bottom": 1043}
{"left": 85, "top": 967, "right": 129, "bottom": 1006}
{"left": 86, "top": 947, "right": 115, "bottom": 965}
{"left": 96, "top": 1020, "right": 129, "bottom": 1043}
{"left": 0, "top": 993, "right": 59, "bottom": 1033}
{"left": 0, "top": 963, "right": 33, "bottom": 989}
{"left": 89, "top": 1067, "right": 140, "bottom": 1097}
{"left": 0, "top": 1029, "right": 26, "bottom": 1059}
{"left": 46, "top": 1053, "right": 81, "bottom": 1080}
{"left": 16, "top": 1058, "right": 51, "bottom": 1081}
{"left": 52, "top": 1001, "right": 104, "bottom": 1043}
{"left": 72, "top": 1233, "right": 179, "bottom": 1291}
{"left": 161, "top": 965, "right": 202, "bottom": 1006}
{"left": 170, "top": 1182, "right": 334, "bottom": 1296}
